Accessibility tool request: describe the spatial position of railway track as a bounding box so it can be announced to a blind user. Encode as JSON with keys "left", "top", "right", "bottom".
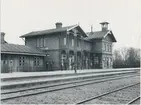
{"left": 1, "top": 72, "right": 137, "bottom": 94}
{"left": 1, "top": 73, "right": 139, "bottom": 101}
{"left": 127, "top": 96, "right": 140, "bottom": 105}
{"left": 76, "top": 83, "right": 140, "bottom": 104}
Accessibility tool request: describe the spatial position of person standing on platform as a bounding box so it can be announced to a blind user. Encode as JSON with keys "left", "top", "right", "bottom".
{"left": 74, "top": 63, "right": 77, "bottom": 73}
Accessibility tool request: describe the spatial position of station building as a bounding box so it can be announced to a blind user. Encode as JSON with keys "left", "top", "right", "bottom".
{"left": 1, "top": 22, "right": 116, "bottom": 72}
{"left": 20, "top": 22, "right": 116, "bottom": 71}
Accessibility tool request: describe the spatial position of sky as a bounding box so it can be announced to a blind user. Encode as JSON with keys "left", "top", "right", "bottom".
{"left": 1, "top": 0, "right": 141, "bottom": 49}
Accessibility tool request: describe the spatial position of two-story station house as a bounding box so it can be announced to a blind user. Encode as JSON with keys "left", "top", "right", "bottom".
{"left": 20, "top": 22, "right": 116, "bottom": 71}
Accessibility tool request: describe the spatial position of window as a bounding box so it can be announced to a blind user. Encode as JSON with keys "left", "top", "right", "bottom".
{"left": 37, "top": 39, "right": 40, "bottom": 47}
{"left": 94, "top": 57, "right": 99, "bottom": 64}
{"left": 77, "top": 39, "right": 80, "bottom": 47}
{"left": 72, "top": 39, "right": 74, "bottom": 46}
{"left": 37, "top": 38, "right": 44, "bottom": 47}
{"left": 64, "top": 37, "right": 66, "bottom": 45}
{"left": 37, "top": 57, "right": 40, "bottom": 66}
{"left": 110, "top": 45, "right": 112, "bottom": 52}
{"left": 34, "top": 57, "right": 40, "bottom": 66}
{"left": 107, "top": 44, "right": 109, "bottom": 52}
{"left": 104, "top": 44, "right": 106, "bottom": 51}
{"left": 44, "top": 38, "right": 46, "bottom": 47}
{"left": 40, "top": 38, "right": 43, "bottom": 47}
{"left": 107, "top": 45, "right": 109, "bottom": 52}
{"left": 19, "top": 56, "right": 25, "bottom": 66}
{"left": 34, "top": 57, "right": 36, "bottom": 66}
{"left": 3, "top": 60, "right": 7, "bottom": 64}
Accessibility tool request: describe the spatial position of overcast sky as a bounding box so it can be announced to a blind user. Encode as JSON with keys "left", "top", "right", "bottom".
{"left": 1, "top": 0, "right": 141, "bottom": 49}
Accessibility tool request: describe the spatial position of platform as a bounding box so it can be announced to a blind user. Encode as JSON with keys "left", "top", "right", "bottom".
{"left": 1, "top": 68, "right": 139, "bottom": 79}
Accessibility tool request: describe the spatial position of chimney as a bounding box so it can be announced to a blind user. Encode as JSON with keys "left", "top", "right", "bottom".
{"left": 100, "top": 22, "right": 109, "bottom": 31}
{"left": 1, "top": 32, "right": 5, "bottom": 44}
{"left": 91, "top": 25, "right": 93, "bottom": 33}
{"left": 55, "top": 22, "right": 62, "bottom": 28}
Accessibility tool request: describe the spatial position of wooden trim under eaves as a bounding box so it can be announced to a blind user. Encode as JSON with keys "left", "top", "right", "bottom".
{"left": 103, "top": 30, "right": 111, "bottom": 38}
{"left": 66, "top": 24, "right": 78, "bottom": 31}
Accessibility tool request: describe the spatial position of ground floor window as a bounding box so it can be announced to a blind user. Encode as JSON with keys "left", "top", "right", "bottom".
{"left": 34, "top": 57, "right": 40, "bottom": 66}
{"left": 102, "top": 57, "right": 113, "bottom": 68}
{"left": 94, "top": 56, "right": 99, "bottom": 64}
{"left": 19, "top": 56, "right": 25, "bottom": 66}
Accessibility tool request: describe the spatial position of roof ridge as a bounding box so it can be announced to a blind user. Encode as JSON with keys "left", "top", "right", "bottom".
{"left": 20, "top": 24, "right": 77, "bottom": 37}
{"left": 28, "top": 25, "right": 76, "bottom": 33}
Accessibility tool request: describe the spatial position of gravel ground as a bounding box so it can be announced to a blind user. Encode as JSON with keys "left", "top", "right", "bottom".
{"left": 83, "top": 84, "right": 140, "bottom": 104}
{"left": 2, "top": 75, "right": 140, "bottom": 104}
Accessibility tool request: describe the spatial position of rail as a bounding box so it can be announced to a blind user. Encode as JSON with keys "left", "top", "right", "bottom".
{"left": 76, "top": 83, "right": 140, "bottom": 104}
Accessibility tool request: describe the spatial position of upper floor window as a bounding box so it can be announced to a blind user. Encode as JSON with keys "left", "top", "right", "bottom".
{"left": 77, "top": 38, "right": 80, "bottom": 47}
{"left": 40, "top": 38, "right": 43, "bottom": 47}
{"left": 104, "top": 43, "right": 106, "bottom": 51}
{"left": 37, "top": 37, "right": 44, "bottom": 47}
{"left": 72, "top": 39, "right": 74, "bottom": 47}
{"left": 44, "top": 38, "right": 46, "bottom": 47}
{"left": 110, "top": 45, "right": 112, "bottom": 52}
{"left": 37, "top": 39, "right": 40, "bottom": 47}
{"left": 107, "top": 45, "right": 109, "bottom": 52}
{"left": 64, "top": 37, "right": 66, "bottom": 45}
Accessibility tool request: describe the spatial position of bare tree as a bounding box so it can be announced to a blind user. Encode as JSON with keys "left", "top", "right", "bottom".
{"left": 113, "top": 47, "right": 140, "bottom": 68}
{"left": 113, "top": 49, "right": 124, "bottom": 68}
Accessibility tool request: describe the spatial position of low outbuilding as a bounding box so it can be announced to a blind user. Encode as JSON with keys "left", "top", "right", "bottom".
{"left": 1, "top": 32, "right": 46, "bottom": 73}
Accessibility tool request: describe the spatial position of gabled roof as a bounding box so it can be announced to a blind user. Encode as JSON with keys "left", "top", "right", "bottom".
{"left": 1, "top": 43, "right": 45, "bottom": 56}
{"left": 85, "top": 30, "right": 117, "bottom": 42}
{"left": 20, "top": 25, "right": 87, "bottom": 38}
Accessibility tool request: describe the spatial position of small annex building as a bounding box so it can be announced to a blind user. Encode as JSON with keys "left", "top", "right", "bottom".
{"left": 1, "top": 32, "right": 45, "bottom": 73}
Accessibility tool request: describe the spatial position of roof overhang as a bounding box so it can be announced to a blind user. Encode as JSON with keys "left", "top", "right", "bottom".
{"left": 1, "top": 52, "right": 46, "bottom": 56}
{"left": 104, "top": 30, "right": 117, "bottom": 42}
{"left": 20, "top": 31, "right": 66, "bottom": 38}
{"left": 67, "top": 25, "right": 87, "bottom": 37}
